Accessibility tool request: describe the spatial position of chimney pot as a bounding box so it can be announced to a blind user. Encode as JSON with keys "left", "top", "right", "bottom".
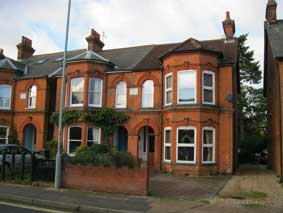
{"left": 266, "top": 0, "right": 277, "bottom": 24}
{"left": 86, "top": 28, "right": 104, "bottom": 52}
{"left": 0, "top": 48, "right": 3, "bottom": 56}
{"left": 226, "top": 11, "right": 230, "bottom": 19}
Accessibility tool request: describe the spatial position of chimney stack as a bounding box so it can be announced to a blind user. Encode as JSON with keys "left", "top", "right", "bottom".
{"left": 86, "top": 29, "right": 105, "bottom": 52}
{"left": 17, "top": 36, "right": 35, "bottom": 60}
{"left": 222, "top": 11, "right": 235, "bottom": 40}
{"left": 266, "top": 0, "right": 277, "bottom": 24}
{"left": 0, "top": 48, "right": 4, "bottom": 59}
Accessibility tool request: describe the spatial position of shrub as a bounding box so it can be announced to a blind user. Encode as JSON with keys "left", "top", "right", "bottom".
{"left": 46, "top": 140, "right": 58, "bottom": 160}
{"left": 65, "top": 144, "right": 136, "bottom": 168}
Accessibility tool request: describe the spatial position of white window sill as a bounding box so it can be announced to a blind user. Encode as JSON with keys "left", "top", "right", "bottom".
{"left": 25, "top": 107, "right": 36, "bottom": 110}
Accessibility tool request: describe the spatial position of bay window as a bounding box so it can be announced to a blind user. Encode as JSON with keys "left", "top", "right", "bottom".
{"left": 202, "top": 127, "right": 215, "bottom": 163}
{"left": 142, "top": 80, "right": 154, "bottom": 108}
{"left": 177, "top": 70, "right": 196, "bottom": 104}
{"left": 88, "top": 78, "right": 102, "bottom": 107}
{"left": 68, "top": 127, "right": 82, "bottom": 155}
{"left": 176, "top": 127, "right": 196, "bottom": 163}
{"left": 87, "top": 127, "right": 101, "bottom": 146}
{"left": 0, "top": 85, "right": 11, "bottom": 109}
{"left": 165, "top": 73, "right": 172, "bottom": 105}
{"left": 164, "top": 127, "right": 172, "bottom": 162}
{"left": 115, "top": 81, "right": 127, "bottom": 108}
{"left": 28, "top": 85, "right": 37, "bottom": 108}
{"left": 70, "top": 78, "right": 84, "bottom": 107}
{"left": 0, "top": 126, "right": 9, "bottom": 144}
{"left": 202, "top": 71, "right": 215, "bottom": 104}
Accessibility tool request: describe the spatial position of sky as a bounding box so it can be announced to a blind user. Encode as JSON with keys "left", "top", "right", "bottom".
{"left": 1, "top": 0, "right": 283, "bottom": 83}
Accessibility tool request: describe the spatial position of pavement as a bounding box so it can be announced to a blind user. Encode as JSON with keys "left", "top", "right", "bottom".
{"left": 0, "top": 165, "right": 282, "bottom": 212}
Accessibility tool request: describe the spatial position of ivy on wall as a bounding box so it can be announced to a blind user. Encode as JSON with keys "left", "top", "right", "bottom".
{"left": 50, "top": 108, "right": 129, "bottom": 144}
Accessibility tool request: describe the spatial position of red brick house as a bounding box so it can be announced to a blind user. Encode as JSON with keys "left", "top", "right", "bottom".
{"left": 264, "top": 0, "right": 283, "bottom": 181}
{"left": 0, "top": 12, "right": 239, "bottom": 175}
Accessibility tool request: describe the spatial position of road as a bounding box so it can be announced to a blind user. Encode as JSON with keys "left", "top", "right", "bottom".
{"left": 0, "top": 202, "right": 70, "bottom": 213}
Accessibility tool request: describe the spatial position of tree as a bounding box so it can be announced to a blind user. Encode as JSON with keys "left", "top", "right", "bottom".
{"left": 237, "top": 34, "right": 267, "bottom": 162}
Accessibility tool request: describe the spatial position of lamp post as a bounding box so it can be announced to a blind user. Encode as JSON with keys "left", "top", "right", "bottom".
{"left": 55, "top": 0, "right": 71, "bottom": 189}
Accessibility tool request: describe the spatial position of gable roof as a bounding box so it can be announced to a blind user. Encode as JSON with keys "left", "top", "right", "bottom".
{"left": 265, "top": 20, "right": 283, "bottom": 58}
{"left": 1, "top": 37, "right": 238, "bottom": 79}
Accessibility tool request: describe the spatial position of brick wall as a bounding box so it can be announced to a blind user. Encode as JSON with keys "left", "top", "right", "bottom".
{"left": 62, "top": 164, "right": 148, "bottom": 195}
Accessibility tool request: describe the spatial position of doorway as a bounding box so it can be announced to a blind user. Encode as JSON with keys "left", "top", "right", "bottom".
{"left": 139, "top": 126, "right": 155, "bottom": 167}
{"left": 24, "top": 124, "right": 36, "bottom": 151}
{"left": 113, "top": 126, "right": 128, "bottom": 152}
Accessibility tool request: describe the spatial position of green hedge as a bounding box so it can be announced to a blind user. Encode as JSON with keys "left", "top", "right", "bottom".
{"left": 65, "top": 144, "right": 136, "bottom": 168}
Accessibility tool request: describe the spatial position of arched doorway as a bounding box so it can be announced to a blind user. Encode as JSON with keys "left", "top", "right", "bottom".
{"left": 138, "top": 126, "right": 155, "bottom": 167}
{"left": 24, "top": 124, "right": 36, "bottom": 151}
{"left": 113, "top": 126, "right": 128, "bottom": 152}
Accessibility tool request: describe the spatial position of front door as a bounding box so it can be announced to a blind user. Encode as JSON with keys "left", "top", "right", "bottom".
{"left": 24, "top": 124, "right": 36, "bottom": 151}
{"left": 139, "top": 127, "right": 155, "bottom": 166}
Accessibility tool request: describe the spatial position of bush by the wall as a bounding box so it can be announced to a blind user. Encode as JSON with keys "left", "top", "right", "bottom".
{"left": 46, "top": 139, "right": 58, "bottom": 160}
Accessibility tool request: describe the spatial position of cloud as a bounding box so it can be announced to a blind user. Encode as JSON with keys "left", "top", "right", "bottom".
{"left": 1, "top": 0, "right": 283, "bottom": 74}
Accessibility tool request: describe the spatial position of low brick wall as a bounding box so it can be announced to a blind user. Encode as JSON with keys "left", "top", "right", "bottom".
{"left": 62, "top": 164, "right": 148, "bottom": 196}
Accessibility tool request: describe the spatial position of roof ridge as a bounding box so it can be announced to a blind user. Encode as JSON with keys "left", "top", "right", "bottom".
{"left": 32, "top": 48, "right": 86, "bottom": 57}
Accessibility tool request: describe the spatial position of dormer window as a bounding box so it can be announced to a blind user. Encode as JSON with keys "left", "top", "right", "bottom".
{"left": 0, "top": 85, "right": 11, "bottom": 110}
{"left": 70, "top": 78, "right": 84, "bottom": 107}
{"left": 28, "top": 85, "right": 37, "bottom": 109}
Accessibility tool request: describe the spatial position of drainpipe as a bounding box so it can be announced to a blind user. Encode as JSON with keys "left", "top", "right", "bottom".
{"left": 276, "top": 60, "right": 283, "bottom": 183}
{"left": 160, "top": 67, "right": 164, "bottom": 170}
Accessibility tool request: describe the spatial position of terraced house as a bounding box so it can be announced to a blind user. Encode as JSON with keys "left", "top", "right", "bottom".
{"left": 0, "top": 12, "right": 239, "bottom": 175}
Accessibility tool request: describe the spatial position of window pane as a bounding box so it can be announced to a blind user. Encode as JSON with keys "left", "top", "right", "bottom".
{"left": 203, "top": 73, "right": 213, "bottom": 87}
{"left": 203, "top": 147, "right": 213, "bottom": 162}
{"left": 203, "top": 130, "right": 213, "bottom": 144}
{"left": 178, "top": 129, "right": 195, "bottom": 144}
{"left": 142, "top": 80, "right": 154, "bottom": 107}
{"left": 116, "top": 82, "right": 126, "bottom": 107}
{"left": 166, "top": 75, "right": 172, "bottom": 89}
{"left": 178, "top": 71, "right": 196, "bottom": 103}
{"left": 0, "top": 85, "right": 11, "bottom": 108}
{"left": 165, "top": 130, "right": 171, "bottom": 144}
{"left": 72, "top": 92, "right": 84, "bottom": 104}
{"left": 178, "top": 147, "right": 194, "bottom": 161}
{"left": 0, "top": 127, "right": 7, "bottom": 138}
{"left": 69, "top": 141, "right": 81, "bottom": 154}
{"left": 69, "top": 127, "right": 82, "bottom": 140}
{"left": 87, "top": 127, "right": 100, "bottom": 145}
{"left": 165, "top": 146, "right": 171, "bottom": 160}
{"left": 203, "top": 89, "right": 213, "bottom": 103}
{"left": 71, "top": 78, "right": 84, "bottom": 92}
{"left": 0, "top": 139, "right": 6, "bottom": 144}
{"left": 166, "top": 91, "right": 172, "bottom": 104}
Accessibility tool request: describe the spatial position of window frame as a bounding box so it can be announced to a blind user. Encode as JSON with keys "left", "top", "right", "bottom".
{"left": 0, "top": 126, "right": 9, "bottom": 144}
{"left": 177, "top": 70, "right": 197, "bottom": 104}
{"left": 176, "top": 126, "right": 197, "bottom": 164}
{"left": 202, "top": 71, "right": 215, "bottom": 105}
{"left": 165, "top": 73, "right": 173, "bottom": 106}
{"left": 0, "top": 85, "right": 12, "bottom": 110}
{"left": 70, "top": 78, "right": 84, "bottom": 107}
{"left": 88, "top": 78, "right": 103, "bottom": 108}
{"left": 164, "top": 127, "right": 172, "bottom": 162}
{"left": 86, "top": 127, "right": 101, "bottom": 146}
{"left": 115, "top": 81, "right": 127, "bottom": 109}
{"left": 202, "top": 127, "right": 216, "bottom": 164}
{"left": 27, "top": 85, "right": 37, "bottom": 109}
{"left": 67, "top": 126, "right": 82, "bottom": 156}
{"left": 142, "top": 80, "right": 154, "bottom": 108}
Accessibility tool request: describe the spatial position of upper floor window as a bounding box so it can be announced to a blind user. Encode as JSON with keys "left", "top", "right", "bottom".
{"left": 88, "top": 78, "right": 102, "bottom": 107}
{"left": 177, "top": 70, "right": 196, "bottom": 104}
{"left": 165, "top": 73, "right": 173, "bottom": 106}
{"left": 0, "top": 126, "right": 9, "bottom": 144}
{"left": 142, "top": 80, "right": 154, "bottom": 108}
{"left": 0, "top": 85, "right": 11, "bottom": 109}
{"left": 70, "top": 78, "right": 84, "bottom": 107}
{"left": 68, "top": 126, "right": 82, "bottom": 155}
{"left": 28, "top": 85, "right": 37, "bottom": 109}
{"left": 176, "top": 127, "right": 196, "bottom": 163}
{"left": 164, "top": 127, "right": 172, "bottom": 162}
{"left": 87, "top": 127, "right": 101, "bottom": 146}
{"left": 115, "top": 81, "right": 127, "bottom": 108}
{"left": 202, "top": 71, "right": 215, "bottom": 105}
{"left": 202, "top": 127, "right": 215, "bottom": 163}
